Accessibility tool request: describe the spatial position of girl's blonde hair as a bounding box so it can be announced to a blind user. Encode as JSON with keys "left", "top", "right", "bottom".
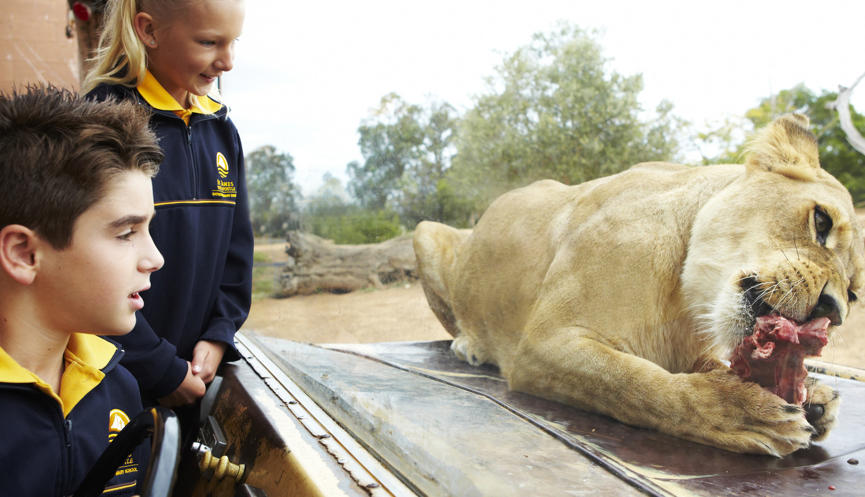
{"left": 81, "top": 0, "right": 190, "bottom": 94}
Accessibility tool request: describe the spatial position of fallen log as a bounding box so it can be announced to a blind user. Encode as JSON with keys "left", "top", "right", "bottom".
{"left": 275, "top": 231, "right": 417, "bottom": 297}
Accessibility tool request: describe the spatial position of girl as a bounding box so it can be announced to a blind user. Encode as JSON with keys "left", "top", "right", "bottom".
{"left": 82, "top": 0, "right": 253, "bottom": 410}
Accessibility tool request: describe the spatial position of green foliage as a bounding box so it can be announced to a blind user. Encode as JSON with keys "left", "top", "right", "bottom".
{"left": 252, "top": 251, "right": 271, "bottom": 263}
{"left": 345, "top": 24, "right": 682, "bottom": 225}
{"left": 305, "top": 208, "right": 402, "bottom": 244}
{"left": 347, "top": 93, "right": 423, "bottom": 210}
{"left": 743, "top": 84, "right": 827, "bottom": 129}
{"left": 450, "top": 23, "right": 683, "bottom": 210}
{"left": 689, "top": 115, "right": 749, "bottom": 165}
{"left": 246, "top": 145, "right": 301, "bottom": 236}
{"left": 303, "top": 173, "right": 350, "bottom": 219}
{"left": 697, "top": 84, "right": 865, "bottom": 203}
{"left": 251, "top": 250, "right": 276, "bottom": 300}
{"left": 347, "top": 94, "right": 469, "bottom": 226}
{"left": 302, "top": 173, "right": 403, "bottom": 244}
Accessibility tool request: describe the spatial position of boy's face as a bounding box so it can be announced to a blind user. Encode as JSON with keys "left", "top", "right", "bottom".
{"left": 147, "top": 0, "right": 245, "bottom": 106}
{"left": 36, "top": 170, "right": 163, "bottom": 335}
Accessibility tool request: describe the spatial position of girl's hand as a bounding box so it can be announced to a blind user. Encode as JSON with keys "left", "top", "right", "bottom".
{"left": 158, "top": 362, "right": 206, "bottom": 407}
{"left": 191, "top": 340, "right": 227, "bottom": 384}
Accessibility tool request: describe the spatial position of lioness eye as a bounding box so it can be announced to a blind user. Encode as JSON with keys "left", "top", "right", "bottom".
{"left": 814, "top": 206, "right": 832, "bottom": 245}
{"left": 849, "top": 290, "right": 858, "bottom": 302}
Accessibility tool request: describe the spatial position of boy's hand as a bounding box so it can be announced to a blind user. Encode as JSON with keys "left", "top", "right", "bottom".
{"left": 158, "top": 362, "right": 206, "bottom": 407}
{"left": 191, "top": 340, "right": 226, "bottom": 384}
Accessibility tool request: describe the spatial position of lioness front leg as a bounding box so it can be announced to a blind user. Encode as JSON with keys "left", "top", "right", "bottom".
{"left": 507, "top": 331, "right": 815, "bottom": 456}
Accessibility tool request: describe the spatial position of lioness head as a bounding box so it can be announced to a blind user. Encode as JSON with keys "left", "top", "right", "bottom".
{"left": 682, "top": 114, "right": 865, "bottom": 356}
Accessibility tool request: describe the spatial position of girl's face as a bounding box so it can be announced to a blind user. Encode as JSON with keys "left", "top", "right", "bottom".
{"left": 144, "top": 0, "right": 245, "bottom": 107}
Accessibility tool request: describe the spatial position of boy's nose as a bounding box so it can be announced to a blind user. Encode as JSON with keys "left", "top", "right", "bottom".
{"left": 140, "top": 235, "right": 164, "bottom": 273}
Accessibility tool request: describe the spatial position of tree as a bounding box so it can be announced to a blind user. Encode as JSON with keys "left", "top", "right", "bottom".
{"left": 303, "top": 173, "right": 352, "bottom": 220}
{"left": 302, "top": 173, "right": 402, "bottom": 244}
{"left": 245, "top": 145, "right": 301, "bottom": 236}
{"left": 450, "top": 23, "right": 682, "bottom": 210}
{"left": 346, "top": 93, "right": 469, "bottom": 227}
{"left": 347, "top": 94, "right": 422, "bottom": 210}
{"left": 687, "top": 115, "right": 749, "bottom": 165}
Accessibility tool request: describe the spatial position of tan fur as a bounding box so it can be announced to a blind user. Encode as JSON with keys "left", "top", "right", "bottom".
{"left": 413, "top": 114, "right": 865, "bottom": 456}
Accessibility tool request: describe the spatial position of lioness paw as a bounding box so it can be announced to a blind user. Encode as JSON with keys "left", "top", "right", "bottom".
{"left": 677, "top": 370, "right": 814, "bottom": 457}
{"left": 804, "top": 378, "right": 840, "bottom": 441}
{"left": 451, "top": 335, "right": 489, "bottom": 366}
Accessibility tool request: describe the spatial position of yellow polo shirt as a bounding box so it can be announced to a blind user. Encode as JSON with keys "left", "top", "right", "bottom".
{"left": 0, "top": 333, "right": 117, "bottom": 417}
{"left": 137, "top": 70, "right": 223, "bottom": 124}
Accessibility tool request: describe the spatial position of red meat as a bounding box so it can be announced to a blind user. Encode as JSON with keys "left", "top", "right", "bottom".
{"left": 729, "top": 314, "right": 829, "bottom": 405}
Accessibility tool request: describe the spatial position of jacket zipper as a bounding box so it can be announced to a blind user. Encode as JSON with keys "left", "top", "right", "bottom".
{"left": 187, "top": 123, "right": 199, "bottom": 200}
{"left": 63, "top": 416, "right": 73, "bottom": 495}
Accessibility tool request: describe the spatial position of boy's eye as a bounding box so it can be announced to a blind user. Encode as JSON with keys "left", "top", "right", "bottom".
{"left": 199, "top": 40, "right": 216, "bottom": 47}
{"left": 118, "top": 230, "right": 136, "bottom": 241}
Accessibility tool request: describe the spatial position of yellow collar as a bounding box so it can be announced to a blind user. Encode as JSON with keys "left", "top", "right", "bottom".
{"left": 137, "top": 70, "right": 223, "bottom": 123}
{"left": 0, "top": 334, "right": 118, "bottom": 417}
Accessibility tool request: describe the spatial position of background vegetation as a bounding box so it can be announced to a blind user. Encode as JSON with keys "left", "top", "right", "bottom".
{"left": 245, "top": 23, "right": 865, "bottom": 244}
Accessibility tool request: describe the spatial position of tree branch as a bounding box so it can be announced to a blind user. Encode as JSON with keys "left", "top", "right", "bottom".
{"left": 827, "top": 70, "right": 865, "bottom": 156}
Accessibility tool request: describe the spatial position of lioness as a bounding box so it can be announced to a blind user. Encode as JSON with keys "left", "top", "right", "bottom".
{"left": 413, "top": 114, "right": 865, "bottom": 456}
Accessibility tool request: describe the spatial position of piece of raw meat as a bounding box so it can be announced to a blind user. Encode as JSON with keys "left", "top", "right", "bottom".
{"left": 729, "top": 314, "right": 829, "bottom": 405}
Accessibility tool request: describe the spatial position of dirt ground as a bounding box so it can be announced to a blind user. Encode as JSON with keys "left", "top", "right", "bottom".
{"left": 245, "top": 242, "right": 450, "bottom": 343}
{"left": 246, "top": 242, "right": 865, "bottom": 369}
{"left": 245, "top": 282, "right": 451, "bottom": 343}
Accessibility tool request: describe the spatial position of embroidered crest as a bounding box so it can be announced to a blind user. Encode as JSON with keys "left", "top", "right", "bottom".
{"left": 212, "top": 151, "right": 237, "bottom": 198}
{"left": 109, "top": 409, "right": 140, "bottom": 477}
{"left": 108, "top": 409, "right": 130, "bottom": 443}
{"left": 216, "top": 152, "right": 230, "bottom": 178}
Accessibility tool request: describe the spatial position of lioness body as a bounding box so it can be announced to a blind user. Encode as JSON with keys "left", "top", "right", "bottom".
{"left": 414, "top": 115, "right": 865, "bottom": 456}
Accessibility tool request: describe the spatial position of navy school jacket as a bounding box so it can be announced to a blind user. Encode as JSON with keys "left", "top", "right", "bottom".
{"left": 0, "top": 335, "right": 148, "bottom": 497}
{"left": 88, "top": 75, "right": 254, "bottom": 399}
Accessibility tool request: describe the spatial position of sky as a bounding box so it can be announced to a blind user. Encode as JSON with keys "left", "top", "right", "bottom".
{"left": 223, "top": 0, "right": 865, "bottom": 195}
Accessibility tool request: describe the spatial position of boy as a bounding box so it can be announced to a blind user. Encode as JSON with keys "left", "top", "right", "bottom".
{"left": 0, "top": 86, "right": 165, "bottom": 497}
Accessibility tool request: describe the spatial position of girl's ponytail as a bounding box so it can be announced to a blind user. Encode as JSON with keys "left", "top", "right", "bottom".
{"left": 80, "top": 0, "right": 148, "bottom": 94}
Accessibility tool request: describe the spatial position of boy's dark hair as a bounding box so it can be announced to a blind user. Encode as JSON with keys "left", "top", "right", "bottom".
{"left": 0, "top": 85, "right": 163, "bottom": 249}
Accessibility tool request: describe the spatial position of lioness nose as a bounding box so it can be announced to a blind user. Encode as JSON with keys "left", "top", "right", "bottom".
{"left": 809, "top": 292, "right": 842, "bottom": 326}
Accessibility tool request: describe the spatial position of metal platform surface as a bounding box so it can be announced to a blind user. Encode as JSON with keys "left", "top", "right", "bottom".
{"left": 251, "top": 336, "right": 865, "bottom": 496}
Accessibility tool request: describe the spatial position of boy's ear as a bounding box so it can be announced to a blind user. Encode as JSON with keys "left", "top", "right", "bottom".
{"left": 133, "top": 11, "right": 158, "bottom": 48}
{"left": 0, "top": 225, "right": 40, "bottom": 285}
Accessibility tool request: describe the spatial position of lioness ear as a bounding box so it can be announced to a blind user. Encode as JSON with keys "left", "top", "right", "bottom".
{"left": 744, "top": 113, "right": 821, "bottom": 180}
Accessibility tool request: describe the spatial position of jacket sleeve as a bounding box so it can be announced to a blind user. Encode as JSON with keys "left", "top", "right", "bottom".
{"left": 111, "top": 312, "right": 189, "bottom": 398}
{"left": 199, "top": 125, "right": 253, "bottom": 362}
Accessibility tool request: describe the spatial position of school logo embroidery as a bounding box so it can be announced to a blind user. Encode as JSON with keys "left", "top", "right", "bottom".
{"left": 216, "top": 152, "right": 230, "bottom": 178}
{"left": 108, "top": 409, "right": 140, "bottom": 478}
{"left": 108, "top": 409, "right": 130, "bottom": 442}
{"left": 212, "top": 151, "right": 237, "bottom": 198}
